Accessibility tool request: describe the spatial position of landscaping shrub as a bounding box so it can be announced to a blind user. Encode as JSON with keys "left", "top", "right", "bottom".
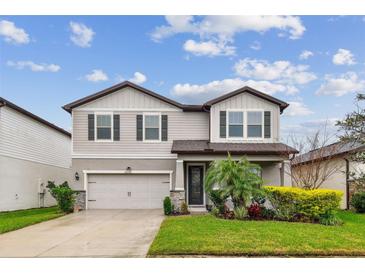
{"left": 207, "top": 189, "right": 229, "bottom": 214}
{"left": 47, "top": 181, "right": 75, "bottom": 213}
{"left": 261, "top": 207, "right": 276, "bottom": 220}
{"left": 351, "top": 192, "right": 365, "bottom": 213}
{"left": 319, "top": 210, "right": 343, "bottom": 226}
{"left": 180, "top": 202, "right": 189, "bottom": 215}
{"left": 163, "top": 196, "right": 172, "bottom": 215}
{"left": 248, "top": 203, "right": 261, "bottom": 219}
{"left": 233, "top": 206, "right": 247, "bottom": 220}
{"left": 265, "top": 186, "right": 342, "bottom": 223}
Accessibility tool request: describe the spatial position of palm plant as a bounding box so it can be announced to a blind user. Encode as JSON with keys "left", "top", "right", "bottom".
{"left": 205, "top": 154, "right": 264, "bottom": 208}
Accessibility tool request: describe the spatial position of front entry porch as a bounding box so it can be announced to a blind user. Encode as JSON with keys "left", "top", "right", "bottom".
{"left": 171, "top": 155, "right": 293, "bottom": 212}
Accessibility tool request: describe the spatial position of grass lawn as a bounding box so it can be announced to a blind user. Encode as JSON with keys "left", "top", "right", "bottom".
{"left": 149, "top": 211, "right": 365, "bottom": 257}
{"left": 0, "top": 207, "right": 65, "bottom": 234}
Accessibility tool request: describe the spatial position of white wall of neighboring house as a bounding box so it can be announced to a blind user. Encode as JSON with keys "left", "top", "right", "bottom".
{"left": 0, "top": 106, "right": 72, "bottom": 211}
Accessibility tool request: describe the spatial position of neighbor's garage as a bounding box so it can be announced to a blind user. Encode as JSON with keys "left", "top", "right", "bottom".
{"left": 87, "top": 173, "right": 170, "bottom": 209}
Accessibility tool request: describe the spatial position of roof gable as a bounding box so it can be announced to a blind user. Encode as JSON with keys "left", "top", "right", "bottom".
{"left": 203, "top": 86, "right": 289, "bottom": 113}
{"left": 0, "top": 97, "right": 71, "bottom": 137}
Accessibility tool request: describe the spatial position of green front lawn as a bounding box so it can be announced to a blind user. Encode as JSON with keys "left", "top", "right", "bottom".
{"left": 0, "top": 207, "right": 64, "bottom": 234}
{"left": 149, "top": 211, "right": 365, "bottom": 256}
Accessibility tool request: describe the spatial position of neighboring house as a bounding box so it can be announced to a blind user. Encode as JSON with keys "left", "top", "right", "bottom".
{"left": 63, "top": 81, "right": 297, "bottom": 211}
{"left": 291, "top": 141, "right": 365, "bottom": 209}
{"left": 0, "top": 98, "right": 72, "bottom": 211}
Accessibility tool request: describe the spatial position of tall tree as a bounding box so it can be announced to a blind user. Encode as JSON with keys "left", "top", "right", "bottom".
{"left": 337, "top": 94, "right": 365, "bottom": 186}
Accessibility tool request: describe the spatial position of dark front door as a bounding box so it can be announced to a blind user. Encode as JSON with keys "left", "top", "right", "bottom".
{"left": 188, "top": 165, "right": 204, "bottom": 205}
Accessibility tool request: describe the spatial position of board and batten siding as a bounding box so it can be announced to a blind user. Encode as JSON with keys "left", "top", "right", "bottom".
{"left": 0, "top": 106, "right": 71, "bottom": 168}
{"left": 210, "top": 92, "right": 280, "bottom": 143}
{"left": 77, "top": 86, "right": 180, "bottom": 111}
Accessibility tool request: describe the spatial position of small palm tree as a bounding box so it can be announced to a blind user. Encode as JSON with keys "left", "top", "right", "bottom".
{"left": 205, "top": 154, "right": 264, "bottom": 208}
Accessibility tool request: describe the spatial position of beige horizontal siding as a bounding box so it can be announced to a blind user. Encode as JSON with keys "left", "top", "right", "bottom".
{"left": 72, "top": 110, "right": 209, "bottom": 156}
{"left": 0, "top": 106, "right": 71, "bottom": 168}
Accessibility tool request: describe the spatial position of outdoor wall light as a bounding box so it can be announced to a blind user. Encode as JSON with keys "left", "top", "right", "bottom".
{"left": 75, "top": 172, "right": 80, "bottom": 181}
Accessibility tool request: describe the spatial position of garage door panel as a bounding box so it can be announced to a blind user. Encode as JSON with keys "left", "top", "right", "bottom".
{"left": 87, "top": 174, "right": 170, "bottom": 209}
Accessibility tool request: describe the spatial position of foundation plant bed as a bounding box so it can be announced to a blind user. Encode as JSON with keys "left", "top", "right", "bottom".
{"left": 0, "top": 206, "right": 64, "bottom": 234}
{"left": 148, "top": 211, "right": 365, "bottom": 257}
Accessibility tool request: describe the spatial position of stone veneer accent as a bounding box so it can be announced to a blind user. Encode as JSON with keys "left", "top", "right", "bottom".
{"left": 170, "top": 190, "right": 185, "bottom": 212}
{"left": 74, "top": 190, "right": 86, "bottom": 211}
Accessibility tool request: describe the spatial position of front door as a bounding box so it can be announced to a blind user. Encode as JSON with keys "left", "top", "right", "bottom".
{"left": 188, "top": 165, "right": 204, "bottom": 205}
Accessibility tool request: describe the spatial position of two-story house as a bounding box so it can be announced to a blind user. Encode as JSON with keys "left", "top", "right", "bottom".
{"left": 63, "top": 81, "right": 297, "bottom": 211}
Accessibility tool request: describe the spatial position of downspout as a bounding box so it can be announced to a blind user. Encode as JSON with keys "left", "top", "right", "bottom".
{"left": 345, "top": 158, "right": 350, "bottom": 210}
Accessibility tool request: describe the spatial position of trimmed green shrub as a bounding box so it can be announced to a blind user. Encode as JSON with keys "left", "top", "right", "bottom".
{"left": 163, "top": 196, "right": 172, "bottom": 215}
{"left": 47, "top": 181, "right": 75, "bottom": 213}
{"left": 351, "top": 192, "right": 365, "bottom": 213}
{"left": 265, "top": 186, "right": 342, "bottom": 223}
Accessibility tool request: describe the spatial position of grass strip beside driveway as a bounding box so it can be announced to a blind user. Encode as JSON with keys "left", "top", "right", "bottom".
{"left": 149, "top": 211, "right": 365, "bottom": 257}
{"left": 0, "top": 207, "right": 64, "bottom": 234}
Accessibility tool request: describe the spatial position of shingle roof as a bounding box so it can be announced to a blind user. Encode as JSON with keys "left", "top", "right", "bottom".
{"left": 63, "top": 82, "right": 289, "bottom": 114}
{"left": 171, "top": 140, "right": 298, "bottom": 155}
{"left": 292, "top": 141, "right": 365, "bottom": 166}
{"left": 0, "top": 97, "right": 71, "bottom": 137}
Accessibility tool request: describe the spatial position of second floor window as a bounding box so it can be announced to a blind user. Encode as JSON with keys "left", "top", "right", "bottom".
{"left": 96, "top": 114, "right": 112, "bottom": 140}
{"left": 228, "top": 111, "right": 243, "bottom": 138}
{"left": 144, "top": 114, "right": 160, "bottom": 141}
{"left": 247, "top": 111, "right": 263, "bottom": 138}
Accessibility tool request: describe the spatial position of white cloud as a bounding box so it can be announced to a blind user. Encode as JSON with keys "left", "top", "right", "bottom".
{"left": 233, "top": 58, "right": 317, "bottom": 85}
{"left": 85, "top": 69, "right": 108, "bottom": 82}
{"left": 0, "top": 20, "right": 30, "bottom": 44}
{"left": 183, "top": 39, "right": 235, "bottom": 56}
{"left": 299, "top": 50, "right": 313, "bottom": 60}
{"left": 284, "top": 101, "right": 314, "bottom": 117}
{"left": 171, "top": 78, "right": 298, "bottom": 102}
{"left": 316, "top": 72, "right": 365, "bottom": 96}
{"left": 7, "top": 60, "right": 60, "bottom": 72}
{"left": 250, "top": 41, "right": 261, "bottom": 50}
{"left": 332, "top": 48, "right": 356, "bottom": 65}
{"left": 151, "top": 15, "right": 305, "bottom": 41}
{"left": 129, "top": 72, "right": 147, "bottom": 85}
{"left": 69, "top": 21, "right": 95, "bottom": 48}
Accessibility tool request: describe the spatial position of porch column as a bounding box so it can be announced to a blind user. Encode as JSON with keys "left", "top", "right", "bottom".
{"left": 170, "top": 159, "right": 185, "bottom": 212}
{"left": 175, "top": 159, "right": 184, "bottom": 190}
{"left": 281, "top": 160, "right": 292, "bottom": 187}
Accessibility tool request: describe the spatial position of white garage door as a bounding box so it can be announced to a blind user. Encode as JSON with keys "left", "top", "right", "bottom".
{"left": 87, "top": 174, "right": 170, "bottom": 209}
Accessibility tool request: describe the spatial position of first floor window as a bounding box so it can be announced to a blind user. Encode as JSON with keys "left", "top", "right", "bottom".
{"left": 96, "top": 114, "right": 112, "bottom": 140}
{"left": 144, "top": 114, "right": 160, "bottom": 140}
{"left": 247, "top": 111, "right": 263, "bottom": 138}
{"left": 228, "top": 111, "right": 243, "bottom": 137}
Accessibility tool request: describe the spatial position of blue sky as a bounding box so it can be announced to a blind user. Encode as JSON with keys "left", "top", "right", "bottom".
{"left": 1, "top": 16, "right": 364, "bottom": 139}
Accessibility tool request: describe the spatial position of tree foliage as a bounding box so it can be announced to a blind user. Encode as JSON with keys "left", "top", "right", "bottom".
{"left": 204, "top": 154, "right": 263, "bottom": 208}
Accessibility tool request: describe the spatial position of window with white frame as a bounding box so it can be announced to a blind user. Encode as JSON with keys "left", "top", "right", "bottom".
{"left": 96, "top": 114, "right": 112, "bottom": 140}
{"left": 228, "top": 111, "right": 244, "bottom": 138}
{"left": 144, "top": 114, "right": 160, "bottom": 141}
{"left": 247, "top": 111, "right": 263, "bottom": 138}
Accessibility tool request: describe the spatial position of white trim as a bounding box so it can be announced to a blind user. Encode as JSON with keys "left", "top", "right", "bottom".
{"left": 83, "top": 169, "right": 173, "bottom": 210}
{"left": 94, "top": 112, "right": 114, "bottom": 142}
{"left": 75, "top": 108, "right": 181, "bottom": 112}
{"left": 246, "top": 109, "right": 264, "bottom": 140}
{"left": 174, "top": 188, "right": 185, "bottom": 191}
{"left": 226, "top": 109, "right": 244, "bottom": 140}
{"left": 72, "top": 154, "right": 177, "bottom": 159}
{"left": 186, "top": 163, "right": 206, "bottom": 207}
{"left": 143, "top": 112, "right": 162, "bottom": 143}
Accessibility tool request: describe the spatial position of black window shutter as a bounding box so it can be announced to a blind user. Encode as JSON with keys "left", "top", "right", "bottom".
{"left": 161, "top": 115, "right": 168, "bottom": 141}
{"left": 113, "top": 114, "right": 120, "bottom": 141}
{"left": 264, "top": 111, "right": 271, "bottom": 138}
{"left": 136, "top": 115, "right": 143, "bottom": 141}
{"left": 88, "top": 114, "right": 95, "bottom": 141}
{"left": 220, "top": 111, "right": 226, "bottom": 138}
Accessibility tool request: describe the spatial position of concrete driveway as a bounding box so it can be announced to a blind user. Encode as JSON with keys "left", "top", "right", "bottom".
{"left": 0, "top": 209, "right": 164, "bottom": 258}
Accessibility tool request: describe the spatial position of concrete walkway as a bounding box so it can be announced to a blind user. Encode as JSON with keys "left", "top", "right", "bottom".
{"left": 0, "top": 209, "right": 164, "bottom": 258}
